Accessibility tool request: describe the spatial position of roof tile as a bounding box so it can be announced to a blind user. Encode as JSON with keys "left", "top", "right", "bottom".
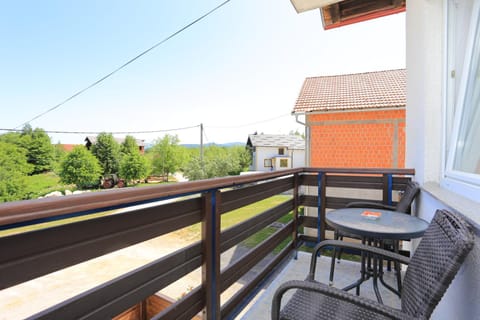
{"left": 293, "top": 69, "right": 406, "bottom": 113}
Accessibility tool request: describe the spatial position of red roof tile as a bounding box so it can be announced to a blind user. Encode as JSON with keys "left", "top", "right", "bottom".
{"left": 293, "top": 69, "right": 406, "bottom": 113}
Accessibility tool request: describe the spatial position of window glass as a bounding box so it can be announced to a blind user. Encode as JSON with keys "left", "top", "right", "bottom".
{"left": 452, "top": 33, "right": 480, "bottom": 174}
{"left": 445, "top": 0, "right": 480, "bottom": 197}
{"left": 264, "top": 159, "right": 272, "bottom": 168}
{"left": 280, "top": 159, "right": 288, "bottom": 168}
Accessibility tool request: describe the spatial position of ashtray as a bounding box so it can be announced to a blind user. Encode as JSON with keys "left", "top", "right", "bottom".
{"left": 361, "top": 210, "right": 382, "bottom": 220}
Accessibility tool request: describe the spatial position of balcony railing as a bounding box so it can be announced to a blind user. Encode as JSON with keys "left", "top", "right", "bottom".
{"left": 0, "top": 167, "right": 414, "bottom": 319}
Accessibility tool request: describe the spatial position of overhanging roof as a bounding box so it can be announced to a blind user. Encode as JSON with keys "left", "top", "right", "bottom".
{"left": 290, "top": 0, "right": 406, "bottom": 30}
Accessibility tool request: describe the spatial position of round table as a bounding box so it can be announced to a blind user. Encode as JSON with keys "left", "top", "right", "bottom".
{"left": 326, "top": 207, "right": 429, "bottom": 303}
{"left": 326, "top": 208, "right": 429, "bottom": 240}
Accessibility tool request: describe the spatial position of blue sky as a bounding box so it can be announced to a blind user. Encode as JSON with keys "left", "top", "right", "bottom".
{"left": 0, "top": 0, "right": 405, "bottom": 145}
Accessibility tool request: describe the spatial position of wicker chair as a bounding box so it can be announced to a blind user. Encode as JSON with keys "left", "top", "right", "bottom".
{"left": 272, "top": 209, "right": 474, "bottom": 320}
{"left": 329, "top": 180, "right": 421, "bottom": 285}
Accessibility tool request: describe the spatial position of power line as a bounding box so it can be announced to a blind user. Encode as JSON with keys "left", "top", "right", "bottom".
{"left": 15, "top": 0, "right": 233, "bottom": 129}
{"left": 0, "top": 124, "right": 200, "bottom": 135}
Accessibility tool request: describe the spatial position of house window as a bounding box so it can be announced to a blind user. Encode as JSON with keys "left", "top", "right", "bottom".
{"left": 264, "top": 159, "right": 273, "bottom": 168}
{"left": 444, "top": 0, "right": 480, "bottom": 200}
{"left": 280, "top": 159, "right": 289, "bottom": 168}
{"left": 278, "top": 148, "right": 285, "bottom": 155}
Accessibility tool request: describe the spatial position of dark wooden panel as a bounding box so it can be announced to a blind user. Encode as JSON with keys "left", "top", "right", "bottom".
{"left": 31, "top": 243, "right": 202, "bottom": 320}
{"left": 0, "top": 197, "right": 202, "bottom": 290}
{"left": 301, "top": 216, "right": 318, "bottom": 229}
{"left": 220, "top": 200, "right": 293, "bottom": 252}
{"left": 152, "top": 287, "right": 205, "bottom": 320}
{"left": 326, "top": 175, "right": 384, "bottom": 189}
{"left": 220, "top": 177, "right": 294, "bottom": 214}
{"left": 220, "top": 222, "right": 293, "bottom": 291}
{"left": 221, "top": 244, "right": 293, "bottom": 319}
{"left": 299, "top": 195, "right": 318, "bottom": 208}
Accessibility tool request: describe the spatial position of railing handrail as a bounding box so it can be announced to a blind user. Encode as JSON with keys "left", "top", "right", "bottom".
{"left": 0, "top": 167, "right": 414, "bottom": 228}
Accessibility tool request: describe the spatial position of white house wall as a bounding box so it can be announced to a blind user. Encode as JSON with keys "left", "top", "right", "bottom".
{"left": 251, "top": 146, "right": 305, "bottom": 172}
{"left": 406, "top": 0, "right": 480, "bottom": 318}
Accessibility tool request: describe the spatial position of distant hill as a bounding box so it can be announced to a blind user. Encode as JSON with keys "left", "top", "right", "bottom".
{"left": 181, "top": 142, "right": 244, "bottom": 148}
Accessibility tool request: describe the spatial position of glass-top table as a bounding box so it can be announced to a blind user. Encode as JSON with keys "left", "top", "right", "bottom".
{"left": 326, "top": 207, "right": 429, "bottom": 303}
{"left": 326, "top": 208, "right": 429, "bottom": 240}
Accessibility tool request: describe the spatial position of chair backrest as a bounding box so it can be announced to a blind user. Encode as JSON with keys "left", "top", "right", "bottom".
{"left": 395, "top": 180, "right": 421, "bottom": 213}
{"left": 401, "top": 209, "right": 474, "bottom": 318}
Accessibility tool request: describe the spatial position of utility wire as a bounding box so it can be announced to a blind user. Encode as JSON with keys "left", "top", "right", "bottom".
{"left": 15, "top": 0, "right": 233, "bottom": 129}
{"left": 0, "top": 124, "right": 200, "bottom": 135}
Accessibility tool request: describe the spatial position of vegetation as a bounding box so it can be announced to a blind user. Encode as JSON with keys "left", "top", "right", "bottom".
{"left": 91, "top": 132, "right": 121, "bottom": 175}
{"left": 59, "top": 146, "right": 102, "bottom": 189}
{"left": 0, "top": 141, "right": 33, "bottom": 202}
{"left": 183, "top": 145, "right": 251, "bottom": 180}
{"left": 119, "top": 135, "right": 150, "bottom": 184}
{"left": 0, "top": 128, "right": 251, "bottom": 202}
{"left": 148, "top": 134, "right": 186, "bottom": 181}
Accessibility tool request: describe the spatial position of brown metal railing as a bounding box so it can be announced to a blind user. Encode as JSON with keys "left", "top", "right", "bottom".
{"left": 0, "top": 167, "right": 414, "bottom": 319}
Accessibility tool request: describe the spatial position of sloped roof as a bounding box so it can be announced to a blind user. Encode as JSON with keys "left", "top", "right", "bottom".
{"left": 293, "top": 69, "right": 406, "bottom": 113}
{"left": 85, "top": 135, "right": 145, "bottom": 147}
{"left": 247, "top": 134, "right": 305, "bottom": 150}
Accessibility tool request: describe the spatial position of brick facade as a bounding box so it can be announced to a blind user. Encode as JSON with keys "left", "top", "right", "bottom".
{"left": 307, "top": 109, "right": 405, "bottom": 168}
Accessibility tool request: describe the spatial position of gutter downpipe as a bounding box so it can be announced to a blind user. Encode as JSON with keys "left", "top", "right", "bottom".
{"left": 295, "top": 113, "right": 309, "bottom": 166}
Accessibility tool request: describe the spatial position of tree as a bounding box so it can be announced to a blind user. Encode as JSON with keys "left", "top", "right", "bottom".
{"left": 0, "top": 127, "right": 55, "bottom": 174}
{"left": 181, "top": 144, "right": 251, "bottom": 181}
{"left": 120, "top": 135, "right": 139, "bottom": 156}
{"left": 0, "top": 141, "right": 33, "bottom": 202}
{"left": 60, "top": 146, "right": 102, "bottom": 189}
{"left": 91, "top": 133, "right": 120, "bottom": 175}
{"left": 119, "top": 152, "right": 150, "bottom": 184}
{"left": 183, "top": 156, "right": 206, "bottom": 181}
{"left": 149, "top": 134, "right": 185, "bottom": 181}
{"left": 26, "top": 128, "right": 55, "bottom": 174}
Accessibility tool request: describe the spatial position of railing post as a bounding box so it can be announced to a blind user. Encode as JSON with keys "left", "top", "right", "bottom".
{"left": 382, "top": 174, "right": 393, "bottom": 206}
{"left": 293, "top": 173, "right": 299, "bottom": 257}
{"left": 317, "top": 172, "right": 326, "bottom": 242}
{"left": 202, "top": 190, "right": 221, "bottom": 319}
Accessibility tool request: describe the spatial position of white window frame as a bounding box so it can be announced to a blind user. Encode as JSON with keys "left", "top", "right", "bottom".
{"left": 443, "top": 0, "right": 480, "bottom": 201}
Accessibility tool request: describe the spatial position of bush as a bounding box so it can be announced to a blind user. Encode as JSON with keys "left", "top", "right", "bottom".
{"left": 60, "top": 146, "right": 102, "bottom": 189}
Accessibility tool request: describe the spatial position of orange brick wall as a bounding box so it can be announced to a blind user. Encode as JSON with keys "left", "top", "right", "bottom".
{"left": 307, "top": 109, "right": 405, "bottom": 168}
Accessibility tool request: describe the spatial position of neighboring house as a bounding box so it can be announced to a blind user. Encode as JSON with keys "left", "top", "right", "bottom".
{"left": 57, "top": 144, "right": 78, "bottom": 152}
{"left": 292, "top": 0, "right": 480, "bottom": 318}
{"left": 85, "top": 136, "right": 145, "bottom": 154}
{"left": 246, "top": 134, "right": 305, "bottom": 172}
{"left": 293, "top": 69, "right": 406, "bottom": 168}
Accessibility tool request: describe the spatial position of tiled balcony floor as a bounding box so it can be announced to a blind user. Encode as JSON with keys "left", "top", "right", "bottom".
{"left": 239, "top": 251, "right": 402, "bottom": 319}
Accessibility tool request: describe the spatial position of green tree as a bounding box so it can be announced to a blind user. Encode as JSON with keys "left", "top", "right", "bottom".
{"left": 0, "top": 127, "right": 55, "bottom": 174}
{"left": 0, "top": 141, "right": 33, "bottom": 202}
{"left": 150, "top": 134, "right": 184, "bottom": 181}
{"left": 183, "top": 156, "right": 206, "bottom": 181}
{"left": 120, "top": 135, "right": 139, "bottom": 156}
{"left": 119, "top": 152, "right": 150, "bottom": 184}
{"left": 60, "top": 146, "right": 102, "bottom": 189}
{"left": 91, "top": 133, "right": 120, "bottom": 175}
{"left": 26, "top": 128, "right": 55, "bottom": 174}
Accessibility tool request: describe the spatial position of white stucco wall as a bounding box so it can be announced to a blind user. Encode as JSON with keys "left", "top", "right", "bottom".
{"left": 406, "top": 1, "right": 480, "bottom": 318}
{"left": 251, "top": 146, "right": 305, "bottom": 172}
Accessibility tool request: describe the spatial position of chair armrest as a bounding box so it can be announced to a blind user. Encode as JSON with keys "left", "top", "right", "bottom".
{"left": 345, "top": 201, "right": 396, "bottom": 211}
{"left": 308, "top": 240, "right": 410, "bottom": 280}
{"left": 272, "top": 280, "right": 414, "bottom": 320}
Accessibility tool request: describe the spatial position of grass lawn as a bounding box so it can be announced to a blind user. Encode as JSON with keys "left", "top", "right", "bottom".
{"left": 24, "top": 172, "right": 73, "bottom": 199}
{"left": 174, "top": 194, "right": 293, "bottom": 243}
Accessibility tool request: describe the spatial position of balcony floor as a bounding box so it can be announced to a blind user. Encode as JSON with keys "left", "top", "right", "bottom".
{"left": 238, "top": 251, "right": 402, "bottom": 319}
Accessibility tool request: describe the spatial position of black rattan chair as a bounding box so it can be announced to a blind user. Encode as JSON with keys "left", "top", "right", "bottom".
{"left": 272, "top": 209, "right": 474, "bottom": 320}
{"left": 329, "top": 180, "right": 421, "bottom": 285}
